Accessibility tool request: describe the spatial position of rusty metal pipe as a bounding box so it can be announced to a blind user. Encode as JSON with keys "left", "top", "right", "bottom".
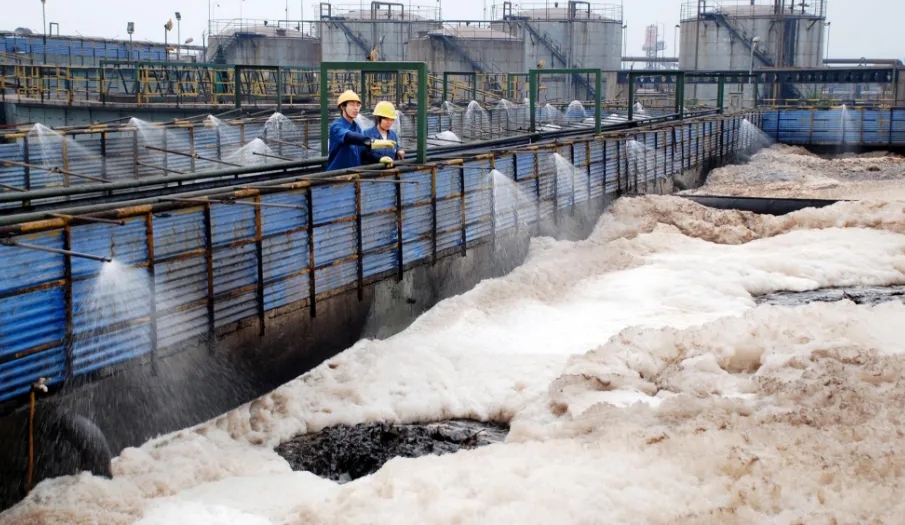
{"left": 2, "top": 160, "right": 111, "bottom": 184}
{"left": 161, "top": 196, "right": 308, "bottom": 211}
{"left": 261, "top": 138, "right": 310, "bottom": 149}
{"left": 48, "top": 213, "right": 126, "bottom": 226}
{"left": 0, "top": 182, "right": 26, "bottom": 192}
{"left": 135, "top": 161, "right": 187, "bottom": 175}
{"left": 143, "top": 145, "right": 242, "bottom": 168}
{"left": 252, "top": 151, "right": 296, "bottom": 162}
{"left": 1, "top": 239, "right": 112, "bottom": 263}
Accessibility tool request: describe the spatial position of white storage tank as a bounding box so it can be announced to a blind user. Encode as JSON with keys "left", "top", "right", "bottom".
{"left": 315, "top": 1, "right": 441, "bottom": 62}
{"left": 492, "top": 1, "right": 623, "bottom": 101}
{"left": 678, "top": 0, "right": 826, "bottom": 104}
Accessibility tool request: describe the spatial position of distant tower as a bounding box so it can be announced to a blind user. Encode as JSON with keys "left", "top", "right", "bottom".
{"left": 642, "top": 24, "right": 664, "bottom": 70}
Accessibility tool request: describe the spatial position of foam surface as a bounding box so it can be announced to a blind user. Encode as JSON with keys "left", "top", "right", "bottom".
{"left": 4, "top": 168, "right": 905, "bottom": 524}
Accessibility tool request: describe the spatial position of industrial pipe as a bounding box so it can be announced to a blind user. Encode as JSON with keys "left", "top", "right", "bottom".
{"left": 1, "top": 239, "right": 113, "bottom": 262}
{"left": 823, "top": 58, "right": 904, "bottom": 66}
{"left": 0, "top": 156, "right": 330, "bottom": 205}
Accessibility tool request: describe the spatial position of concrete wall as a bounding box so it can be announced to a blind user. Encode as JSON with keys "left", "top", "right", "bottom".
{"left": 317, "top": 20, "right": 440, "bottom": 62}
{"left": 208, "top": 35, "right": 321, "bottom": 66}
{"left": 408, "top": 37, "right": 524, "bottom": 76}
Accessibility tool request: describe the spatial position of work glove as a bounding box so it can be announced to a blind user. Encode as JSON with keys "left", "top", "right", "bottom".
{"left": 370, "top": 139, "right": 396, "bottom": 149}
{"left": 379, "top": 156, "right": 394, "bottom": 168}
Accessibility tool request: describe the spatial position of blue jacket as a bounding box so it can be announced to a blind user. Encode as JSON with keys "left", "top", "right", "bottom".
{"left": 326, "top": 117, "right": 370, "bottom": 171}
{"left": 363, "top": 127, "right": 402, "bottom": 163}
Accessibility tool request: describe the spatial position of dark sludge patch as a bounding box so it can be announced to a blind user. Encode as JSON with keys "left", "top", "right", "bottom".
{"left": 275, "top": 419, "right": 509, "bottom": 483}
{"left": 755, "top": 285, "right": 905, "bottom": 308}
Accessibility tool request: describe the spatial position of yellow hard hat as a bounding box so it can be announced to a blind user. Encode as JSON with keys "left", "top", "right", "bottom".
{"left": 373, "top": 101, "right": 397, "bottom": 119}
{"left": 337, "top": 90, "right": 361, "bottom": 107}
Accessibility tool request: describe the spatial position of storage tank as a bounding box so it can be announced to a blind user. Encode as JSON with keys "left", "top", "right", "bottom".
{"left": 207, "top": 22, "right": 320, "bottom": 66}
{"left": 679, "top": 0, "right": 825, "bottom": 104}
{"left": 315, "top": 1, "right": 440, "bottom": 62}
{"left": 492, "top": 1, "right": 622, "bottom": 101}
{"left": 408, "top": 26, "right": 523, "bottom": 77}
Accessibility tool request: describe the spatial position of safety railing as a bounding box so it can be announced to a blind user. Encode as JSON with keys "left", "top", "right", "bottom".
{"left": 0, "top": 110, "right": 762, "bottom": 404}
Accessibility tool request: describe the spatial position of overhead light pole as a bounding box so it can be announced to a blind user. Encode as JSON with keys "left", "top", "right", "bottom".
{"left": 127, "top": 22, "right": 135, "bottom": 62}
{"left": 41, "top": 0, "right": 47, "bottom": 64}
{"left": 164, "top": 19, "right": 173, "bottom": 61}
{"left": 175, "top": 12, "right": 182, "bottom": 60}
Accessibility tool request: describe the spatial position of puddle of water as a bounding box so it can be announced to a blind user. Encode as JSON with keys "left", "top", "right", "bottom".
{"left": 275, "top": 419, "right": 508, "bottom": 483}
{"left": 755, "top": 285, "right": 905, "bottom": 307}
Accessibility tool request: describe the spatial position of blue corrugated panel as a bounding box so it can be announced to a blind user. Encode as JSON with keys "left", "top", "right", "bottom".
{"left": 155, "top": 255, "right": 209, "bottom": 349}
{"left": 0, "top": 143, "right": 25, "bottom": 191}
{"left": 0, "top": 231, "right": 65, "bottom": 295}
{"left": 571, "top": 142, "right": 590, "bottom": 204}
{"left": 261, "top": 191, "right": 307, "bottom": 235}
{"left": 0, "top": 288, "right": 65, "bottom": 362}
{"left": 153, "top": 208, "right": 205, "bottom": 259}
{"left": 0, "top": 348, "right": 66, "bottom": 402}
{"left": 554, "top": 150, "right": 577, "bottom": 209}
{"left": 536, "top": 153, "right": 556, "bottom": 220}
{"left": 70, "top": 218, "right": 148, "bottom": 278}
{"left": 213, "top": 243, "right": 257, "bottom": 296}
{"left": 463, "top": 161, "right": 492, "bottom": 243}
{"left": 495, "top": 153, "right": 515, "bottom": 179}
{"left": 492, "top": 170, "right": 519, "bottom": 233}
{"left": 312, "top": 184, "right": 355, "bottom": 224}
{"left": 588, "top": 141, "right": 604, "bottom": 198}
{"left": 361, "top": 213, "right": 397, "bottom": 277}
{"left": 891, "top": 109, "right": 905, "bottom": 144}
{"left": 401, "top": 170, "right": 431, "bottom": 206}
{"left": 775, "top": 109, "right": 809, "bottom": 144}
{"left": 401, "top": 204, "right": 431, "bottom": 263}
{"left": 515, "top": 152, "right": 534, "bottom": 184}
{"left": 436, "top": 197, "right": 463, "bottom": 252}
{"left": 313, "top": 215, "right": 356, "bottom": 293}
{"left": 435, "top": 166, "right": 459, "bottom": 199}
{"left": 71, "top": 267, "right": 153, "bottom": 375}
{"left": 211, "top": 202, "right": 255, "bottom": 247}
{"left": 861, "top": 109, "right": 886, "bottom": 144}
{"left": 603, "top": 141, "right": 619, "bottom": 195}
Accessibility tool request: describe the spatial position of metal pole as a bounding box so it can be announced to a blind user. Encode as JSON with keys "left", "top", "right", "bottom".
{"left": 177, "top": 19, "right": 181, "bottom": 60}
{"left": 42, "top": 0, "right": 47, "bottom": 64}
{"left": 1, "top": 239, "right": 112, "bottom": 263}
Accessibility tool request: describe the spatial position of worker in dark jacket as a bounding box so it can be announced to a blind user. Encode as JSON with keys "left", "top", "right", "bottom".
{"left": 363, "top": 101, "right": 406, "bottom": 168}
{"left": 326, "top": 90, "right": 396, "bottom": 171}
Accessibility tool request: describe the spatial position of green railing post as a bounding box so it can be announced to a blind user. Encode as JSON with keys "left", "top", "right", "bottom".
{"left": 676, "top": 71, "right": 686, "bottom": 118}
{"left": 442, "top": 73, "right": 449, "bottom": 103}
{"left": 276, "top": 67, "right": 283, "bottom": 114}
{"left": 471, "top": 73, "right": 477, "bottom": 102}
{"left": 320, "top": 63, "right": 330, "bottom": 158}
{"left": 529, "top": 70, "right": 538, "bottom": 132}
{"left": 627, "top": 72, "right": 635, "bottom": 121}
{"left": 234, "top": 65, "right": 241, "bottom": 109}
{"left": 594, "top": 71, "right": 602, "bottom": 133}
{"left": 717, "top": 74, "right": 725, "bottom": 113}
{"left": 416, "top": 63, "right": 427, "bottom": 163}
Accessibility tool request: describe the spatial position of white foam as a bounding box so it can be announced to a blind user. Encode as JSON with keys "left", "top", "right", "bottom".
{"left": 4, "top": 190, "right": 905, "bottom": 524}
{"left": 690, "top": 144, "right": 905, "bottom": 200}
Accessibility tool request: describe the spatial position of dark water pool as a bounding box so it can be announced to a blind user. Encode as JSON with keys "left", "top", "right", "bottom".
{"left": 275, "top": 419, "right": 508, "bottom": 482}
{"left": 755, "top": 285, "right": 905, "bottom": 307}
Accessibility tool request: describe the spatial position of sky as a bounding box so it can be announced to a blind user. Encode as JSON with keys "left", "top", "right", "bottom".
{"left": 2, "top": 0, "right": 903, "bottom": 60}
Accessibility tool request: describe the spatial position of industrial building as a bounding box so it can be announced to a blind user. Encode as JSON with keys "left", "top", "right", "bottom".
{"left": 679, "top": 0, "right": 827, "bottom": 103}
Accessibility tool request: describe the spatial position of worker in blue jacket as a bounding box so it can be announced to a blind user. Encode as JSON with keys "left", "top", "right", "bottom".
{"left": 326, "top": 90, "right": 396, "bottom": 171}
{"left": 363, "top": 101, "right": 406, "bottom": 168}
